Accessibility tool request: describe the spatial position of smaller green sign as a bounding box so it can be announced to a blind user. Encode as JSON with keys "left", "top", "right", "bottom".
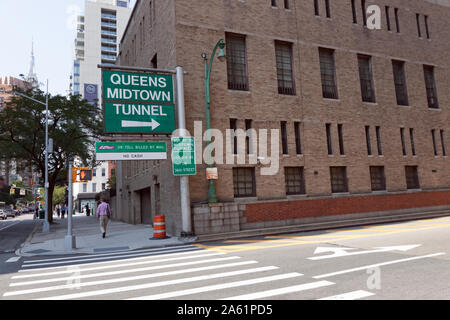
{"left": 96, "top": 142, "right": 167, "bottom": 161}
{"left": 172, "top": 137, "right": 196, "bottom": 176}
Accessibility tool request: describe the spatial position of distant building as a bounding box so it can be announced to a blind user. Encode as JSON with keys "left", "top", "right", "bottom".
{"left": 0, "top": 76, "right": 37, "bottom": 187}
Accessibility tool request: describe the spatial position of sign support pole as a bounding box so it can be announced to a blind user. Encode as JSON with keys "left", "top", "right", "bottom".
{"left": 64, "top": 158, "right": 76, "bottom": 249}
{"left": 176, "top": 66, "right": 194, "bottom": 238}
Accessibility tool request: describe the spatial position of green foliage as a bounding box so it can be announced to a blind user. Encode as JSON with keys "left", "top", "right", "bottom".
{"left": 0, "top": 87, "right": 104, "bottom": 222}
{"left": 53, "top": 186, "right": 66, "bottom": 206}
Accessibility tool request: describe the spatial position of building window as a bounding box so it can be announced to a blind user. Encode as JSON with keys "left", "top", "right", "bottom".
{"left": 116, "top": 0, "right": 127, "bottom": 7}
{"left": 281, "top": 121, "right": 288, "bottom": 155}
{"left": 338, "top": 124, "right": 345, "bottom": 155}
{"left": 424, "top": 65, "right": 439, "bottom": 109}
{"left": 432, "top": 129, "right": 438, "bottom": 156}
{"left": 102, "top": 183, "right": 106, "bottom": 191}
{"left": 358, "top": 55, "right": 376, "bottom": 103}
{"left": 226, "top": 33, "right": 249, "bottom": 91}
{"left": 405, "top": 166, "right": 420, "bottom": 190}
{"left": 365, "top": 126, "right": 372, "bottom": 156}
{"left": 314, "top": 0, "right": 320, "bottom": 16}
{"left": 294, "top": 122, "right": 302, "bottom": 155}
{"left": 410, "top": 128, "right": 416, "bottom": 156}
{"left": 416, "top": 14, "right": 422, "bottom": 38}
{"left": 92, "top": 183, "right": 97, "bottom": 193}
{"left": 394, "top": 8, "right": 400, "bottom": 33}
{"left": 330, "top": 167, "right": 348, "bottom": 193}
{"left": 351, "top": 0, "right": 357, "bottom": 24}
{"left": 385, "top": 6, "right": 391, "bottom": 31}
{"left": 285, "top": 167, "right": 306, "bottom": 195}
{"left": 326, "top": 123, "right": 333, "bottom": 155}
{"left": 376, "top": 126, "right": 383, "bottom": 156}
{"left": 370, "top": 166, "right": 386, "bottom": 191}
{"left": 400, "top": 128, "right": 407, "bottom": 156}
{"left": 233, "top": 167, "right": 256, "bottom": 198}
{"left": 245, "top": 119, "right": 252, "bottom": 155}
{"left": 319, "top": 48, "right": 338, "bottom": 99}
{"left": 230, "top": 118, "right": 238, "bottom": 155}
{"left": 83, "top": 184, "right": 87, "bottom": 193}
{"left": 151, "top": 54, "right": 157, "bottom": 69}
{"left": 325, "top": 0, "right": 331, "bottom": 18}
{"left": 361, "top": 0, "right": 367, "bottom": 26}
{"left": 424, "top": 15, "right": 430, "bottom": 39}
{"left": 440, "top": 130, "right": 446, "bottom": 156}
{"left": 392, "top": 60, "right": 408, "bottom": 106}
{"left": 284, "top": 0, "right": 290, "bottom": 10}
{"left": 93, "top": 169, "right": 96, "bottom": 177}
{"left": 102, "top": 168, "right": 106, "bottom": 177}
{"left": 271, "top": 0, "right": 277, "bottom": 7}
{"left": 275, "top": 41, "right": 296, "bottom": 95}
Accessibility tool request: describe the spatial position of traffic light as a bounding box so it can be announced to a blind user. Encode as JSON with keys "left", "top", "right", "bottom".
{"left": 79, "top": 169, "right": 93, "bottom": 182}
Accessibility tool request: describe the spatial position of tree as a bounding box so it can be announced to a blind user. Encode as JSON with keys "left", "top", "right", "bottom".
{"left": 53, "top": 186, "right": 66, "bottom": 206}
{"left": 0, "top": 87, "right": 104, "bottom": 224}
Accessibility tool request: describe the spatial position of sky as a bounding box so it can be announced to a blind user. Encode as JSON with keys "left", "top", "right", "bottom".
{"left": 0, "top": 0, "right": 136, "bottom": 96}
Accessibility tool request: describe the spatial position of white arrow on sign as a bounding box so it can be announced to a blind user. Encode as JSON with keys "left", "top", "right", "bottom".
{"left": 122, "top": 119, "right": 160, "bottom": 130}
{"left": 308, "top": 244, "right": 421, "bottom": 260}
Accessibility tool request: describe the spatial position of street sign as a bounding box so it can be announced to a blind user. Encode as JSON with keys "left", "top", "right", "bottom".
{"left": 104, "top": 102, "right": 175, "bottom": 133}
{"left": 102, "top": 70, "right": 175, "bottom": 134}
{"left": 172, "top": 137, "right": 196, "bottom": 176}
{"left": 206, "top": 167, "right": 218, "bottom": 180}
{"left": 103, "top": 71, "right": 174, "bottom": 103}
{"left": 96, "top": 142, "right": 167, "bottom": 161}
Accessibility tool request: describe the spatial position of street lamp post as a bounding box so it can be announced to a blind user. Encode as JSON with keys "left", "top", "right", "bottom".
{"left": 202, "top": 39, "right": 226, "bottom": 204}
{"left": 6, "top": 80, "right": 51, "bottom": 232}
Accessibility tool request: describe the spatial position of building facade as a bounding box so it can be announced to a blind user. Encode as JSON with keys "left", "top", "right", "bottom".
{"left": 115, "top": 0, "right": 450, "bottom": 236}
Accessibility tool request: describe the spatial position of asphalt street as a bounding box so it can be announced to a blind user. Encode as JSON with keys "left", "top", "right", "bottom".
{"left": 0, "top": 215, "right": 449, "bottom": 301}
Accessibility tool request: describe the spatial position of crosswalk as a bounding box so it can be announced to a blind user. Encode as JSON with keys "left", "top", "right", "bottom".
{"left": 2, "top": 245, "right": 374, "bottom": 300}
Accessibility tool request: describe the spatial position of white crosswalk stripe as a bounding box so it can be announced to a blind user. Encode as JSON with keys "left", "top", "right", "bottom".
{"left": 318, "top": 290, "right": 375, "bottom": 300}
{"left": 3, "top": 245, "right": 373, "bottom": 300}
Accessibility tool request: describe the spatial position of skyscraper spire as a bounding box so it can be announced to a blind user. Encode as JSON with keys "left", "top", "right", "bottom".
{"left": 26, "top": 39, "right": 39, "bottom": 87}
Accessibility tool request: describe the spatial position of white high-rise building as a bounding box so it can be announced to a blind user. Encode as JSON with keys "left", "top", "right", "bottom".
{"left": 71, "top": 0, "right": 131, "bottom": 101}
{"left": 70, "top": 0, "right": 131, "bottom": 210}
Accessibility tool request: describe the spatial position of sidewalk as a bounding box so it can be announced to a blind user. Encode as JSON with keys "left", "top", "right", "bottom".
{"left": 17, "top": 214, "right": 187, "bottom": 257}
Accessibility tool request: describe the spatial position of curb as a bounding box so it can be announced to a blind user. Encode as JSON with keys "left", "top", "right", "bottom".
{"left": 195, "top": 209, "right": 450, "bottom": 243}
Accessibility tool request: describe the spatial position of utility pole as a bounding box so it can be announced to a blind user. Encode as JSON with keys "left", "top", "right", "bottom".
{"left": 176, "top": 66, "right": 194, "bottom": 238}
{"left": 64, "top": 157, "right": 76, "bottom": 249}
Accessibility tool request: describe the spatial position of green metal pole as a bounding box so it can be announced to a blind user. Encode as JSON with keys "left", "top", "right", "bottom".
{"left": 204, "top": 39, "right": 225, "bottom": 204}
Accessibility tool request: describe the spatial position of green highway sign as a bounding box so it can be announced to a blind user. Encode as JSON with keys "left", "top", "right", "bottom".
{"left": 172, "top": 137, "right": 196, "bottom": 176}
{"left": 102, "top": 69, "right": 175, "bottom": 134}
{"left": 104, "top": 102, "right": 175, "bottom": 133}
{"left": 103, "top": 70, "right": 174, "bottom": 104}
{"left": 96, "top": 142, "right": 167, "bottom": 161}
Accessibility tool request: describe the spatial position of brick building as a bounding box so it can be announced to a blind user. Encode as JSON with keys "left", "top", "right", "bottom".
{"left": 113, "top": 0, "right": 450, "bottom": 236}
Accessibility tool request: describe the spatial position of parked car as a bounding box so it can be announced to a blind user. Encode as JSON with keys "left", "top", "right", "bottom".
{"left": 5, "top": 209, "right": 15, "bottom": 218}
{"left": 0, "top": 210, "right": 7, "bottom": 220}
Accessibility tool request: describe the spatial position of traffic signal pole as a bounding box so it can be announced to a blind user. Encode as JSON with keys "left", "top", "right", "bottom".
{"left": 64, "top": 159, "right": 76, "bottom": 249}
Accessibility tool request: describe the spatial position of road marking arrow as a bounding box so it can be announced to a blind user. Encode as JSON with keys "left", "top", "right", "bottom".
{"left": 308, "top": 244, "right": 421, "bottom": 260}
{"left": 122, "top": 119, "right": 160, "bottom": 130}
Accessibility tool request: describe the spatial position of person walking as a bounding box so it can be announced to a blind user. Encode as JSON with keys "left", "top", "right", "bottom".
{"left": 96, "top": 198, "right": 111, "bottom": 239}
{"left": 56, "top": 205, "right": 61, "bottom": 218}
{"left": 61, "top": 204, "right": 66, "bottom": 219}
